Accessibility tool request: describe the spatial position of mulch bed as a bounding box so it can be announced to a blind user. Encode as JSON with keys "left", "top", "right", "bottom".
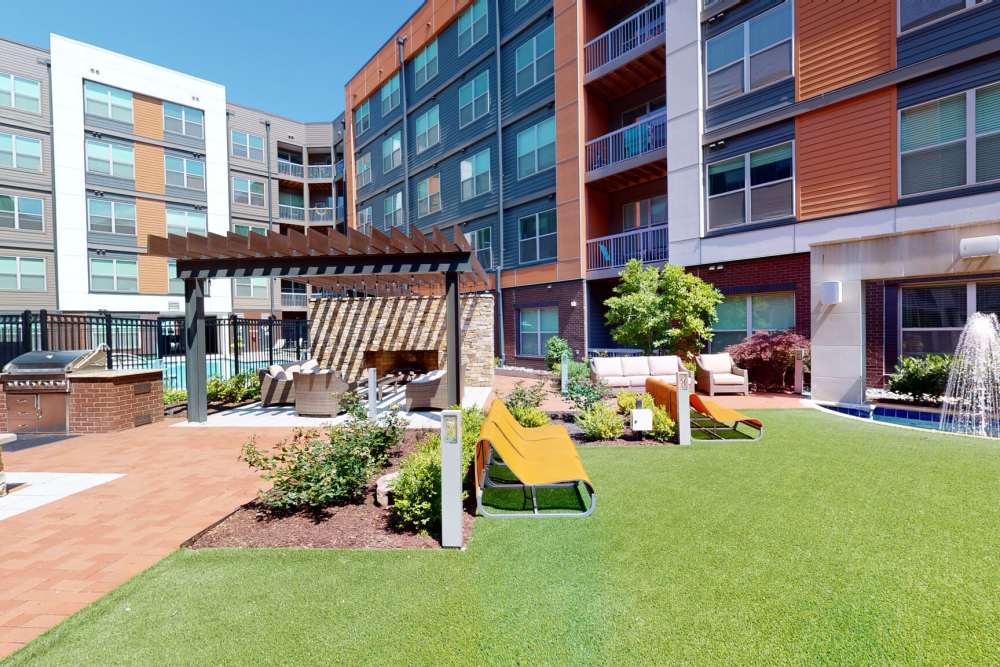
{"left": 186, "top": 430, "right": 474, "bottom": 550}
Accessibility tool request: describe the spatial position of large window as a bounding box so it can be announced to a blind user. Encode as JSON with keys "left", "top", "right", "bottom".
{"left": 711, "top": 292, "right": 794, "bottom": 352}
{"left": 357, "top": 205, "right": 373, "bottom": 235}
{"left": 233, "top": 223, "right": 266, "bottom": 237}
{"left": 515, "top": 25, "right": 554, "bottom": 94}
{"left": 458, "top": 0, "right": 489, "bottom": 55}
{"left": 623, "top": 195, "right": 667, "bottom": 229}
{"left": 516, "top": 116, "right": 555, "bottom": 179}
{"left": 705, "top": 1, "right": 792, "bottom": 106}
{"left": 381, "top": 74, "right": 400, "bottom": 116}
{"left": 84, "top": 81, "right": 132, "bottom": 122}
{"left": 231, "top": 130, "right": 264, "bottom": 161}
{"left": 383, "top": 191, "right": 403, "bottom": 228}
{"left": 234, "top": 277, "right": 268, "bottom": 298}
{"left": 518, "top": 209, "right": 556, "bottom": 263}
{"left": 415, "top": 40, "right": 439, "bottom": 89}
{"left": 232, "top": 176, "right": 265, "bottom": 206}
{"left": 465, "top": 226, "right": 493, "bottom": 269}
{"left": 900, "top": 0, "right": 988, "bottom": 32}
{"left": 167, "top": 208, "right": 207, "bottom": 236}
{"left": 460, "top": 148, "right": 491, "bottom": 200}
{"left": 87, "top": 198, "right": 135, "bottom": 235}
{"left": 519, "top": 307, "right": 558, "bottom": 357}
{"left": 168, "top": 260, "right": 184, "bottom": 295}
{"left": 417, "top": 174, "right": 441, "bottom": 217}
{"left": 85, "top": 139, "right": 133, "bottom": 179}
{"left": 415, "top": 105, "right": 440, "bottom": 154}
{"left": 89, "top": 257, "right": 137, "bottom": 293}
{"left": 899, "top": 82, "right": 1000, "bottom": 196}
{"left": 355, "top": 99, "right": 370, "bottom": 136}
{"left": 459, "top": 70, "right": 490, "bottom": 128}
{"left": 0, "top": 72, "right": 40, "bottom": 113}
{"left": 901, "top": 285, "right": 968, "bottom": 355}
{"left": 0, "top": 256, "right": 45, "bottom": 291}
{"left": 382, "top": 131, "right": 402, "bottom": 173}
{"left": 0, "top": 133, "right": 42, "bottom": 172}
{"left": 165, "top": 154, "right": 205, "bottom": 190}
{"left": 357, "top": 153, "right": 372, "bottom": 187}
{"left": 0, "top": 195, "right": 43, "bottom": 231}
{"left": 164, "top": 102, "right": 204, "bottom": 139}
{"left": 707, "top": 142, "right": 793, "bottom": 230}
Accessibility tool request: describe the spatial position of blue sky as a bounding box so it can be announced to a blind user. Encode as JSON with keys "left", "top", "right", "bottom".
{"left": 4, "top": 0, "right": 420, "bottom": 121}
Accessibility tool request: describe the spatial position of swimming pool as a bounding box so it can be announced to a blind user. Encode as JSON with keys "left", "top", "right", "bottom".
{"left": 113, "top": 353, "right": 303, "bottom": 391}
{"left": 818, "top": 403, "right": 946, "bottom": 432}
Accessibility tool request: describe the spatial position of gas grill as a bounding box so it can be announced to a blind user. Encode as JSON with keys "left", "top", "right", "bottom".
{"left": 2, "top": 347, "right": 108, "bottom": 433}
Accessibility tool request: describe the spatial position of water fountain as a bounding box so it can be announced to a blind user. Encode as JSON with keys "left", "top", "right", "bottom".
{"left": 939, "top": 312, "right": 1000, "bottom": 438}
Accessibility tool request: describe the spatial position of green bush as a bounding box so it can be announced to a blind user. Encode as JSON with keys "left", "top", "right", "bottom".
{"left": 553, "top": 360, "right": 590, "bottom": 384}
{"left": 391, "top": 406, "right": 485, "bottom": 532}
{"left": 888, "top": 354, "right": 952, "bottom": 400}
{"left": 163, "top": 388, "right": 187, "bottom": 406}
{"left": 650, "top": 406, "right": 676, "bottom": 443}
{"left": 545, "top": 336, "right": 572, "bottom": 370}
{"left": 509, "top": 405, "right": 550, "bottom": 428}
{"left": 566, "top": 377, "right": 609, "bottom": 412}
{"left": 503, "top": 381, "right": 546, "bottom": 410}
{"left": 206, "top": 373, "right": 261, "bottom": 404}
{"left": 575, "top": 402, "right": 625, "bottom": 441}
{"left": 616, "top": 391, "right": 654, "bottom": 414}
{"left": 339, "top": 391, "right": 368, "bottom": 420}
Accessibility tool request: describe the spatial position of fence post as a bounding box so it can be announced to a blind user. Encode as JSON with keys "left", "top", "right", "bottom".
{"left": 440, "top": 409, "right": 464, "bottom": 549}
{"left": 20, "top": 310, "right": 31, "bottom": 355}
{"left": 38, "top": 309, "right": 49, "bottom": 351}
{"left": 268, "top": 316, "right": 275, "bottom": 366}
{"left": 230, "top": 314, "right": 240, "bottom": 377}
{"left": 295, "top": 324, "right": 302, "bottom": 360}
{"left": 103, "top": 311, "right": 114, "bottom": 369}
{"left": 367, "top": 367, "right": 378, "bottom": 419}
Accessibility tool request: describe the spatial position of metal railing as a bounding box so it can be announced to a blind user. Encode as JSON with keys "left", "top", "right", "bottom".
{"left": 587, "top": 223, "right": 669, "bottom": 272}
{"left": 309, "top": 207, "right": 333, "bottom": 223}
{"left": 585, "top": 110, "right": 666, "bottom": 172}
{"left": 584, "top": 2, "right": 665, "bottom": 74}
{"left": 277, "top": 159, "right": 304, "bottom": 177}
{"left": 278, "top": 204, "right": 305, "bottom": 221}
{"left": 280, "top": 292, "right": 308, "bottom": 308}
{"left": 308, "top": 164, "right": 332, "bottom": 179}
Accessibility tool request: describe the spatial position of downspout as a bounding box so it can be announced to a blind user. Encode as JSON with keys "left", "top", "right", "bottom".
{"left": 40, "top": 57, "right": 59, "bottom": 311}
{"left": 493, "top": 0, "right": 506, "bottom": 365}
{"left": 330, "top": 118, "right": 338, "bottom": 231}
{"left": 263, "top": 119, "right": 275, "bottom": 316}
{"left": 397, "top": 37, "right": 411, "bottom": 228}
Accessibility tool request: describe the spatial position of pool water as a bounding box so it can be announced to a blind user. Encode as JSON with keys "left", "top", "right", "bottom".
{"left": 114, "top": 353, "right": 303, "bottom": 391}
{"left": 822, "top": 404, "right": 944, "bottom": 432}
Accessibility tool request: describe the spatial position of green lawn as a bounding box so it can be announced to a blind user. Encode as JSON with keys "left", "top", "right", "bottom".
{"left": 8, "top": 409, "right": 1000, "bottom": 665}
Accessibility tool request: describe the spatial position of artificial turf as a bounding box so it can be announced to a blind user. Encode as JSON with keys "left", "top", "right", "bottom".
{"left": 7, "top": 409, "right": 1000, "bottom": 665}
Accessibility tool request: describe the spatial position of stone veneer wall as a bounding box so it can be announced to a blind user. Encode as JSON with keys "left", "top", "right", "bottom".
{"left": 309, "top": 294, "right": 495, "bottom": 387}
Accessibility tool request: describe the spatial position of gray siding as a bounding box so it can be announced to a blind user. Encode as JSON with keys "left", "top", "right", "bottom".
{"left": 0, "top": 248, "right": 56, "bottom": 311}
{"left": 0, "top": 39, "right": 51, "bottom": 135}
{"left": 0, "top": 126, "right": 52, "bottom": 190}
{"left": 0, "top": 187, "right": 53, "bottom": 248}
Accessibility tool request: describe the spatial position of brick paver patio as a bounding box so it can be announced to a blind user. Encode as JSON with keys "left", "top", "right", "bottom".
{"left": 0, "top": 420, "right": 292, "bottom": 658}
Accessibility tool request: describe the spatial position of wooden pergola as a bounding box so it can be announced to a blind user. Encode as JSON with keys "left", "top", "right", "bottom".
{"left": 147, "top": 225, "right": 489, "bottom": 422}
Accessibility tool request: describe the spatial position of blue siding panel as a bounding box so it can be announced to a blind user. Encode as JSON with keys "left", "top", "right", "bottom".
{"left": 898, "top": 52, "right": 1000, "bottom": 108}
{"left": 705, "top": 79, "right": 795, "bottom": 130}
{"left": 405, "top": 135, "right": 499, "bottom": 230}
{"left": 500, "top": 14, "right": 555, "bottom": 123}
{"left": 702, "top": 0, "right": 786, "bottom": 38}
{"left": 502, "top": 105, "right": 556, "bottom": 202}
{"left": 703, "top": 118, "right": 794, "bottom": 162}
{"left": 501, "top": 0, "right": 549, "bottom": 34}
{"left": 897, "top": 3, "right": 1000, "bottom": 67}
{"left": 502, "top": 194, "right": 558, "bottom": 268}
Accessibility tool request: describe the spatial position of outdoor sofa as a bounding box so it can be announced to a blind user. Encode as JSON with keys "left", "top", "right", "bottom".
{"left": 695, "top": 352, "right": 750, "bottom": 396}
{"left": 589, "top": 355, "right": 685, "bottom": 393}
{"left": 259, "top": 359, "right": 319, "bottom": 406}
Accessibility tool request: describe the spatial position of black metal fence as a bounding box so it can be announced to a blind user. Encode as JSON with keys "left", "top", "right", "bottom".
{"left": 0, "top": 310, "right": 310, "bottom": 392}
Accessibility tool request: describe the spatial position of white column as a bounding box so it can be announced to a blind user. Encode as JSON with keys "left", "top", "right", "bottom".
{"left": 367, "top": 367, "right": 378, "bottom": 418}
{"left": 676, "top": 371, "right": 692, "bottom": 445}
{"left": 440, "top": 409, "right": 463, "bottom": 548}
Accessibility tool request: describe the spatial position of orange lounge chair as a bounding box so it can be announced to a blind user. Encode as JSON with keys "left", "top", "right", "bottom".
{"left": 646, "top": 377, "right": 763, "bottom": 442}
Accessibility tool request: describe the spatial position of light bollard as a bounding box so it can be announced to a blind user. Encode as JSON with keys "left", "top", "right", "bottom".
{"left": 440, "top": 409, "right": 464, "bottom": 548}
{"left": 367, "top": 367, "right": 378, "bottom": 419}
{"left": 561, "top": 350, "right": 570, "bottom": 395}
{"left": 794, "top": 348, "right": 805, "bottom": 395}
{"left": 676, "top": 371, "right": 692, "bottom": 446}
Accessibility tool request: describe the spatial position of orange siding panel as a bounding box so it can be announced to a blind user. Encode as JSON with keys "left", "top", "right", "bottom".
{"left": 553, "top": 0, "right": 583, "bottom": 283}
{"left": 796, "top": 0, "right": 896, "bottom": 100}
{"left": 796, "top": 88, "right": 897, "bottom": 221}
{"left": 133, "top": 94, "right": 163, "bottom": 140}
{"left": 133, "top": 143, "right": 165, "bottom": 196}
{"left": 138, "top": 255, "right": 168, "bottom": 294}
{"left": 136, "top": 198, "right": 166, "bottom": 248}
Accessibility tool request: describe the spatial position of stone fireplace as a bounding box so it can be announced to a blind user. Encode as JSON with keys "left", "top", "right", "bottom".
{"left": 363, "top": 349, "right": 439, "bottom": 377}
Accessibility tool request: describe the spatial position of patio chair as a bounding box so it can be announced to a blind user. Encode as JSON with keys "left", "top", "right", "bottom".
{"left": 474, "top": 402, "right": 596, "bottom": 519}
{"left": 695, "top": 352, "right": 749, "bottom": 396}
{"left": 645, "top": 377, "right": 762, "bottom": 442}
{"left": 258, "top": 359, "right": 319, "bottom": 407}
{"left": 405, "top": 369, "right": 450, "bottom": 410}
{"left": 293, "top": 368, "right": 349, "bottom": 417}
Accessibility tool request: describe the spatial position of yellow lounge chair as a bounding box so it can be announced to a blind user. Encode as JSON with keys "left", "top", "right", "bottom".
{"left": 646, "top": 377, "right": 764, "bottom": 442}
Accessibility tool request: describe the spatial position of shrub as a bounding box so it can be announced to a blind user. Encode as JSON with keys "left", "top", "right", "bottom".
{"left": 575, "top": 402, "right": 625, "bottom": 441}
{"left": 566, "top": 377, "right": 610, "bottom": 412}
{"left": 727, "top": 330, "right": 810, "bottom": 390}
{"left": 888, "top": 354, "right": 952, "bottom": 400}
{"left": 649, "top": 406, "right": 676, "bottom": 443}
{"left": 509, "top": 405, "right": 550, "bottom": 428}
{"left": 545, "top": 336, "right": 572, "bottom": 370}
{"left": 163, "top": 388, "right": 187, "bottom": 406}
{"left": 616, "top": 391, "right": 655, "bottom": 414}
{"left": 206, "top": 376, "right": 226, "bottom": 403}
{"left": 503, "top": 381, "right": 546, "bottom": 410}
{"left": 339, "top": 391, "right": 368, "bottom": 420}
{"left": 206, "top": 373, "right": 261, "bottom": 404}
{"left": 553, "top": 360, "right": 590, "bottom": 384}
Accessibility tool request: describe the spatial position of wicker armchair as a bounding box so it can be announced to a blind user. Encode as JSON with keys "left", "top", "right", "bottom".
{"left": 293, "top": 369, "right": 350, "bottom": 417}
{"left": 258, "top": 360, "right": 319, "bottom": 406}
{"left": 695, "top": 352, "right": 749, "bottom": 396}
{"left": 405, "top": 370, "right": 450, "bottom": 410}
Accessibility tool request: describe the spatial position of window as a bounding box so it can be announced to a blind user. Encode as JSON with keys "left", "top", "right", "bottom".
{"left": 705, "top": 1, "right": 792, "bottom": 106}
{"left": 383, "top": 191, "right": 403, "bottom": 228}
{"left": 165, "top": 154, "right": 205, "bottom": 190}
{"left": 515, "top": 0, "right": 529, "bottom": 9}
{"left": 899, "top": 82, "right": 1000, "bottom": 196}
{"left": 167, "top": 208, "right": 207, "bottom": 236}
{"left": 87, "top": 198, "right": 135, "bottom": 235}
{"left": 459, "top": 71, "right": 490, "bottom": 127}
{"left": 168, "top": 260, "right": 184, "bottom": 295}
{"left": 900, "top": 0, "right": 987, "bottom": 32}
{"left": 231, "top": 130, "right": 264, "bottom": 161}
{"left": 164, "top": 102, "right": 204, "bottom": 139}
{"left": 515, "top": 25, "right": 554, "bottom": 94}
{"left": 89, "top": 257, "right": 137, "bottom": 293}
{"left": 234, "top": 277, "right": 268, "bottom": 298}
{"left": 458, "top": 0, "right": 489, "bottom": 54}
{"left": 232, "top": 176, "right": 265, "bottom": 206}
{"left": 382, "top": 131, "right": 402, "bottom": 173}
{"left": 706, "top": 141, "right": 793, "bottom": 230}
{"left": 901, "top": 285, "right": 967, "bottom": 355}
{"left": 518, "top": 209, "right": 556, "bottom": 263}
{"left": 357, "top": 206, "right": 373, "bottom": 235}
{"left": 465, "top": 226, "right": 492, "bottom": 269}
{"left": 355, "top": 99, "right": 370, "bottom": 136}
{"left": 84, "top": 81, "right": 132, "bottom": 122}
{"left": 710, "top": 292, "right": 795, "bottom": 352}
{"left": 0, "top": 73, "right": 40, "bottom": 113}
{"left": 623, "top": 195, "right": 668, "bottom": 229}
{"left": 415, "top": 40, "right": 439, "bottom": 89}
{"left": 85, "top": 139, "right": 134, "bottom": 179}
{"left": 460, "top": 148, "right": 491, "bottom": 200}
{"left": 415, "top": 105, "right": 440, "bottom": 153}
{"left": 357, "top": 153, "right": 372, "bottom": 187}
{"left": 516, "top": 116, "right": 555, "bottom": 179}
{"left": 519, "top": 307, "right": 558, "bottom": 357}
{"left": 381, "top": 74, "right": 400, "bottom": 116}
{"left": 417, "top": 174, "right": 441, "bottom": 217}
{"left": 0, "top": 133, "right": 42, "bottom": 172}
{"left": 233, "top": 223, "right": 266, "bottom": 237}
{"left": 0, "top": 195, "right": 43, "bottom": 231}
{"left": 0, "top": 256, "right": 45, "bottom": 291}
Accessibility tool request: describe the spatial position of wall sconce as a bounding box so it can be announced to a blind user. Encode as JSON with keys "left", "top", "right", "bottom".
{"left": 960, "top": 235, "right": 1000, "bottom": 258}
{"left": 820, "top": 281, "right": 842, "bottom": 305}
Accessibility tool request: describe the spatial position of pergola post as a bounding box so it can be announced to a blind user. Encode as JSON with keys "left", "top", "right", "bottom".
{"left": 184, "top": 277, "right": 208, "bottom": 423}
{"left": 445, "top": 271, "right": 461, "bottom": 407}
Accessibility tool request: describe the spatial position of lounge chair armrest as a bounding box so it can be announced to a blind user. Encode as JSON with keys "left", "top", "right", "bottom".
{"left": 732, "top": 366, "right": 748, "bottom": 378}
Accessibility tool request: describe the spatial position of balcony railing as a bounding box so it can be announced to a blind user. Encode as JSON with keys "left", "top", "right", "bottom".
{"left": 585, "top": 111, "right": 666, "bottom": 172}
{"left": 280, "top": 292, "right": 307, "bottom": 308}
{"left": 308, "top": 164, "right": 332, "bottom": 179}
{"left": 587, "top": 224, "right": 669, "bottom": 273}
{"left": 335, "top": 160, "right": 344, "bottom": 180}
{"left": 278, "top": 204, "right": 305, "bottom": 221}
{"left": 277, "top": 159, "right": 304, "bottom": 178}
{"left": 584, "top": 2, "right": 665, "bottom": 74}
{"left": 309, "top": 207, "right": 333, "bottom": 223}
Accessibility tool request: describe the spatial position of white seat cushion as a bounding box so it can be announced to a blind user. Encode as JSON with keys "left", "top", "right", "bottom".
{"left": 412, "top": 369, "right": 446, "bottom": 384}
{"left": 604, "top": 376, "right": 630, "bottom": 388}
{"left": 620, "top": 356, "right": 651, "bottom": 377}
{"left": 300, "top": 359, "right": 319, "bottom": 371}
{"left": 267, "top": 364, "right": 284, "bottom": 377}
{"left": 713, "top": 372, "right": 745, "bottom": 386}
{"left": 652, "top": 374, "right": 677, "bottom": 385}
{"left": 286, "top": 364, "right": 302, "bottom": 375}
{"left": 591, "top": 357, "right": 623, "bottom": 379}
{"left": 625, "top": 376, "right": 649, "bottom": 388}
{"left": 270, "top": 369, "right": 287, "bottom": 381}
{"left": 699, "top": 353, "right": 733, "bottom": 373}
{"left": 647, "top": 355, "right": 679, "bottom": 375}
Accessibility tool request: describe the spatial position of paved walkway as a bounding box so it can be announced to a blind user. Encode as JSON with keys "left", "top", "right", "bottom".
{"left": 0, "top": 420, "right": 292, "bottom": 658}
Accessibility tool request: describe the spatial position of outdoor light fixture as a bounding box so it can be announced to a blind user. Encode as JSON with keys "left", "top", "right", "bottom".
{"left": 440, "top": 410, "right": 463, "bottom": 548}
{"left": 960, "top": 235, "right": 1000, "bottom": 258}
{"left": 820, "top": 281, "right": 842, "bottom": 305}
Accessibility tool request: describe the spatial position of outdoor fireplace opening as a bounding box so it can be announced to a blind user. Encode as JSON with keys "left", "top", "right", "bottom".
{"left": 363, "top": 350, "right": 439, "bottom": 378}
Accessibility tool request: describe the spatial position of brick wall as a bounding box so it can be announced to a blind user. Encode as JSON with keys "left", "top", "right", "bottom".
{"left": 502, "top": 280, "right": 585, "bottom": 370}
{"left": 68, "top": 375, "right": 164, "bottom": 433}
{"left": 865, "top": 281, "right": 886, "bottom": 388}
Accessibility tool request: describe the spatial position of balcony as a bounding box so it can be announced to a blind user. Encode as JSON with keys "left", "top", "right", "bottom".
{"left": 277, "top": 159, "right": 304, "bottom": 178}
{"left": 587, "top": 224, "right": 669, "bottom": 279}
{"left": 308, "top": 164, "right": 332, "bottom": 179}
{"left": 585, "top": 111, "right": 667, "bottom": 190}
{"left": 280, "top": 291, "right": 308, "bottom": 308}
{"left": 309, "top": 207, "right": 334, "bottom": 223}
{"left": 584, "top": 3, "right": 665, "bottom": 96}
{"left": 278, "top": 204, "right": 305, "bottom": 221}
